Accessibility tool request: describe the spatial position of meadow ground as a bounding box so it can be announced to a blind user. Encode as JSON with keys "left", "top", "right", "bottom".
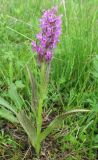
{"left": 0, "top": 0, "right": 98, "bottom": 159}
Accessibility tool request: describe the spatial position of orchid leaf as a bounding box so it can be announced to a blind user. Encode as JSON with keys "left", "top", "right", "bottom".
{"left": 40, "top": 109, "right": 90, "bottom": 142}
{"left": 0, "top": 96, "right": 16, "bottom": 114}
{"left": 8, "top": 83, "right": 23, "bottom": 111}
{"left": 17, "top": 110, "right": 36, "bottom": 147}
{"left": 26, "top": 65, "right": 38, "bottom": 114}
{"left": 0, "top": 108, "right": 18, "bottom": 123}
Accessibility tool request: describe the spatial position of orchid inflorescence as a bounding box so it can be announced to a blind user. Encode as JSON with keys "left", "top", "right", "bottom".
{"left": 32, "top": 6, "right": 62, "bottom": 63}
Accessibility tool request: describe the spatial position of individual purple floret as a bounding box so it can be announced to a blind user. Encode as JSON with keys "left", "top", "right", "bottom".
{"left": 32, "top": 6, "right": 62, "bottom": 63}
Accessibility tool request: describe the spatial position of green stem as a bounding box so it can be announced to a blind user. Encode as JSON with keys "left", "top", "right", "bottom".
{"left": 36, "top": 63, "right": 48, "bottom": 154}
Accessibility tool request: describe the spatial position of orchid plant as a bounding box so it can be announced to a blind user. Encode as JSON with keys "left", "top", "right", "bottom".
{"left": 0, "top": 7, "right": 90, "bottom": 155}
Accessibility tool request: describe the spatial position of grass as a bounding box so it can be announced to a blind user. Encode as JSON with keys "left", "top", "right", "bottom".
{"left": 0, "top": 0, "right": 98, "bottom": 159}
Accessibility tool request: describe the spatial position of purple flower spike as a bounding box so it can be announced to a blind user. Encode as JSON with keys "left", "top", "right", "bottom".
{"left": 32, "top": 6, "right": 62, "bottom": 63}
{"left": 45, "top": 51, "right": 52, "bottom": 62}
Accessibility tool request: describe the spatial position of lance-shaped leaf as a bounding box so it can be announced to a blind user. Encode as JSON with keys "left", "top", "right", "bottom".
{"left": 8, "top": 83, "right": 23, "bottom": 111}
{"left": 0, "top": 96, "right": 16, "bottom": 114}
{"left": 26, "top": 65, "right": 38, "bottom": 114}
{"left": 17, "top": 110, "right": 37, "bottom": 147}
{"left": 0, "top": 108, "right": 18, "bottom": 123}
{"left": 40, "top": 109, "right": 90, "bottom": 142}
